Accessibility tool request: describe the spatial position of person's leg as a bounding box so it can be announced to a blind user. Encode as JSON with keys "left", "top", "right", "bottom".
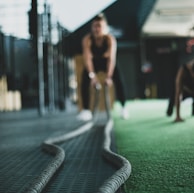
{"left": 166, "top": 84, "right": 175, "bottom": 116}
{"left": 112, "top": 66, "right": 129, "bottom": 119}
{"left": 77, "top": 69, "right": 92, "bottom": 121}
{"left": 81, "top": 69, "right": 90, "bottom": 109}
{"left": 167, "top": 62, "right": 179, "bottom": 116}
{"left": 167, "top": 97, "right": 174, "bottom": 116}
{"left": 112, "top": 67, "right": 125, "bottom": 106}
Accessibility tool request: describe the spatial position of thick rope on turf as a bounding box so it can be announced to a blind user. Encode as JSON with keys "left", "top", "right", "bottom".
{"left": 97, "top": 85, "right": 132, "bottom": 193}
{"left": 24, "top": 122, "right": 94, "bottom": 193}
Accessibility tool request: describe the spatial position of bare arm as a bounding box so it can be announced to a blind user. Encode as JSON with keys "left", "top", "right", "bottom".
{"left": 105, "top": 35, "right": 117, "bottom": 78}
{"left": 174, "top": 67, "right": 184, "bottom": 122}
{"left": 82, "top": 34, "right": 99, "bottom": 86}
{"left": 82, "top": 34, "right": 94, "bottom": 73}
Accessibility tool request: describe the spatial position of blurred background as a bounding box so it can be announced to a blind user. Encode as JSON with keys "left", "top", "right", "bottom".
{"left": 0, "top": 0, "right": 194, "bottom": 115}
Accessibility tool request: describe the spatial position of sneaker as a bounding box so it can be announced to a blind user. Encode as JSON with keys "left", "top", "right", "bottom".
{"left": 166, "top": 104, "right": 173, "bottom": 117}
{"left": 166, "top": 107, "right": 173, "bottom": 117}
{"left": 121, "top": 107, "right": 129, "bottom": 119}
{"left": 77, "top": 110, "right": 92, "bottom": 121}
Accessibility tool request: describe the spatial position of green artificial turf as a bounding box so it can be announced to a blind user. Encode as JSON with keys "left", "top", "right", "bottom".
{"left": 112, "top": 99, "right": 194, "bottom": 193}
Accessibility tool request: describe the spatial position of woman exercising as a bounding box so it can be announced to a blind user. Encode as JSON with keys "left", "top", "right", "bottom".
{"left": 77, "top": 13, "right": 129, "bottom": 121}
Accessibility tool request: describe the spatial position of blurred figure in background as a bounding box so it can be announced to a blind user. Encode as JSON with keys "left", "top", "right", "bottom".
{"left": 77, "top": 13, "right": 129, "bottom": 121}
{"left": 174, "top": 59, "right": 194, "bottom": 122}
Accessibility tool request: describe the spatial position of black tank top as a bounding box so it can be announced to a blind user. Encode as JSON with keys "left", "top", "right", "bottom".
{"left": 90, "top": 35, "right": 108, "bottom": 72}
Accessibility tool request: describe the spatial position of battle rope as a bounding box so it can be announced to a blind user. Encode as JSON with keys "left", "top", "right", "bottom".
{"left": 24, "top": 83, "right": 131, "bottom": 193}
{"left": 24, "top": 121, "right": 94, "bottom": 193}
{"left": 23, "top": 83, "right": 100, "bottom": 193}
{"left": 98, "top": 85, "right": 131, "bottom": 193}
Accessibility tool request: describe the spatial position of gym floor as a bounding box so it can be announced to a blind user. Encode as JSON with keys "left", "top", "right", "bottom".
{"left": 0, "top": 108, "right": 123, "bottom": 193}
{"left": 1, "top": 99, "right": 193, "bottom": 193}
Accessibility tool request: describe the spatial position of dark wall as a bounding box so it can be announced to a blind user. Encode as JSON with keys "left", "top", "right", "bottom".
{"left": 143, "top": 37, "right": 194, "bottom": 98}
{"left": 117, "top": 45, "right": 141, "bottom": 99}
